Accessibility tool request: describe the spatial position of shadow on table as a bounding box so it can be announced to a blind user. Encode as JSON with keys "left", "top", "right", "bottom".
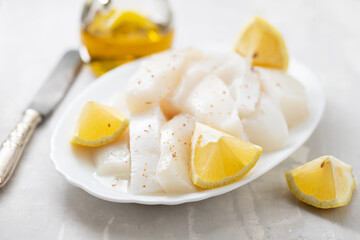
{"left": 62, "top": 184, "right": 240, "bottom": 239}
{"left": 283, "top": 188, "right": 359, "bottom": 235}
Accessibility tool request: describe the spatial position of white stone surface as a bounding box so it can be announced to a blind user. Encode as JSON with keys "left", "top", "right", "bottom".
{"left": 0, "top": 0, "right": 359, "bottom": 239}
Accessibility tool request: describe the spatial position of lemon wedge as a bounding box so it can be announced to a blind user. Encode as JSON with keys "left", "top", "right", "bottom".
{"left": 234, "top": 16, "right": 289, "bottom": 70}
{"left": 190, "top": 122, "right": 263, "bottom": 189}
{"left": 71, "top": 101, "right": 129, "bottom": 147}
{"left": 285, "top": 156, "right": 356, "bottom": 209}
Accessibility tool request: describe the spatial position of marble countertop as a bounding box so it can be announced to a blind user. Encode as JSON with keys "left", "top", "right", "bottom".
{"left": 0, "top": 0, "right": 359, "bottom": 239}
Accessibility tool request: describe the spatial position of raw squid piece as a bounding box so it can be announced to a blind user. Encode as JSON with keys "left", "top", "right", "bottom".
{"left": 93, "top": 132, "right": 130, "bottom": 177}
{"left": 242, "top": 94, "right": 289, "bottom": 151}
{"left": 185, "top": 75, "right": 244, "bottom": 138}
{"left": 257, "top": 68, "right": 309, "bottom": 127}
{"left": 126, "top": 49, "right": 203, "bottom": 114}
{"left": 129, "top": 106, "right": 166, "bottom": 194}
{"left": 157, "top": 114, "right": 197, "bottom": 193}
{"left": 230, "top": 69, "right": 261, "bottom": 118}
{"left": 160, "top": 58, "right": 221, "bottom": 118}
{"left": 213, "top": 52, "right": 248, "bottom": 85}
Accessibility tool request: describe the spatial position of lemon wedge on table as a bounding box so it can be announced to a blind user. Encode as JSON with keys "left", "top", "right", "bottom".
{"left": 190, "top": 122, "right": 263, "bottom": 189}
{"left": 234, "top": 16, "right": 289, "bottom": 70}
{"left": 71, "top": 101, "right": 129, "bottom": 147}
{"left": 286, "top": 156, "right": 356, "bottom": 209}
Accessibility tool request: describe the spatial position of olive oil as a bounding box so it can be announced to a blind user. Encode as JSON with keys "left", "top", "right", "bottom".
{"left": 81, "top": 10, "right": 174, "bottom": 75}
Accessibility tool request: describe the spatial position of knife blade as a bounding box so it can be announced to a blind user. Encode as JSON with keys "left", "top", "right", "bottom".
{"left": 0, "top": 50, "right": 82, "bottom": 188}
{"left": 30, "top": 50, "right": 82, "bottom": 117}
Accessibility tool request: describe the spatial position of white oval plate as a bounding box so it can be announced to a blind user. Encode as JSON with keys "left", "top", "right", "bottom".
{"left": 50, "top": 47, "right": 325, "bottom": 205}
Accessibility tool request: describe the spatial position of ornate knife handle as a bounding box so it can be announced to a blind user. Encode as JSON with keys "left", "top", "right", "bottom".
{"left": 0, "top": 109, "right": 42, "bottom": 187}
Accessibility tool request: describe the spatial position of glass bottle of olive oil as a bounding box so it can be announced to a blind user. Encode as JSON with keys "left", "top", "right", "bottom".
{"left": 80, "top": 0, "right": 174, "bottom": 76}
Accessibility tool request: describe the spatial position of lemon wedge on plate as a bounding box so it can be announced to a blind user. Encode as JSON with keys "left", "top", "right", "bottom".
{"left": 71, "top": 101, "right": 129, "bottom": 147}
{"left": 286, "top": 156, "right": 356, "bottom": 209}
{"left": 234, "top": 16, "right": 289, "bottom": 70}
{"left": 190, "top": 122, "right": 263, "bottom": 189}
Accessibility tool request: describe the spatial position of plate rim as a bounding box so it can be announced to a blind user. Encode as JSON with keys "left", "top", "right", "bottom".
{"left": 50, "top": 48, "right": 325, "bottom": 205}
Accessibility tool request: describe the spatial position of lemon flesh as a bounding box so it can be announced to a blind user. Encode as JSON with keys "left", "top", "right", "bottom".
{"left": 190, "top": 122, "right": 263, "bottom": 188}
{"left": 286, "top": 156, "right": 356, "bottom": 209}
{"left": 71, "top": 101, "right": 129, "bottom": 147}
{"left": 234, "top": 16, "right": 289, "bottom": 70}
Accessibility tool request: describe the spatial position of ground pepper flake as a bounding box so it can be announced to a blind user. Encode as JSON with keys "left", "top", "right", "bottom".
{"left": 321, "top": 161, "right": 325, "bottom": 168}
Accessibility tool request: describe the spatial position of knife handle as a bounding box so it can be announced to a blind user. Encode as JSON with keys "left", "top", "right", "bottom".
{"left": 0, "top": 109, "right": 42, "bottom": 187}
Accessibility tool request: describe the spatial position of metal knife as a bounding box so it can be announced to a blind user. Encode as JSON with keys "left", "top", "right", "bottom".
{"left": 0, "top": 50, "right": 82, "bottom": 188}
